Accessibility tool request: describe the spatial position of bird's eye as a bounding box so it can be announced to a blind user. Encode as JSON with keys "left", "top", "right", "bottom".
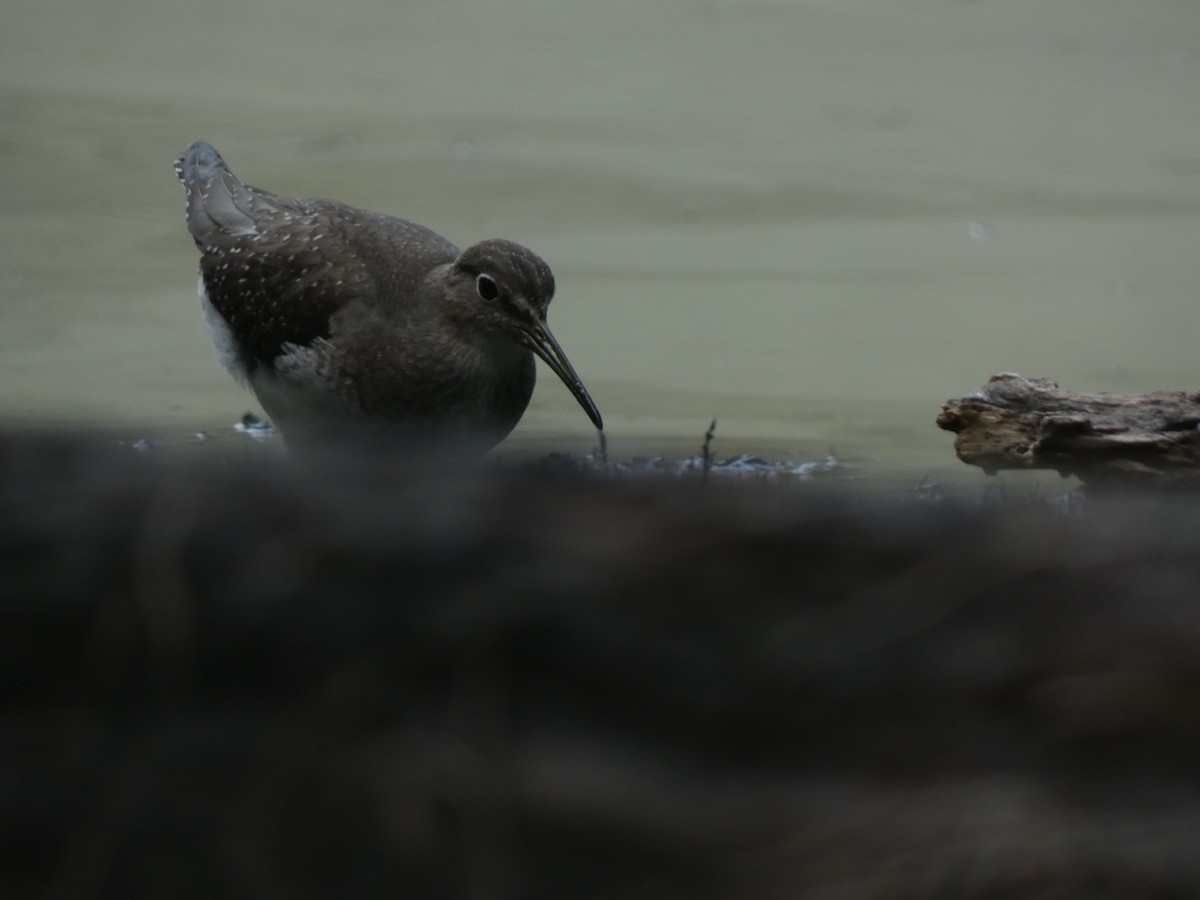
{"left": 476, "top": 273, "right": 500, "bottom": 301}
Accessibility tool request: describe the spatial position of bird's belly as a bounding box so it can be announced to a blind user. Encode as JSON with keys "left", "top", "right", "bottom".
{"left": 200, "top": 280, "right": 250, "bottom": 384}
{"left": 249, "top": 345, "right": 532, "bottom": 451}
{"left": 247, "top": 365, "right": 362, "bottom": 443}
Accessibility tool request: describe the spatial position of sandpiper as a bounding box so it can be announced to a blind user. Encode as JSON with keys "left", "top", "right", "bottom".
{"left": 175, "top": 141, "right": 602, "bottom": 449}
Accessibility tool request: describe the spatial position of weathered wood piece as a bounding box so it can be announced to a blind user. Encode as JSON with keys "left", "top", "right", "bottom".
{"left": 937, "top": 372, "right": 1200, "bottom": 487}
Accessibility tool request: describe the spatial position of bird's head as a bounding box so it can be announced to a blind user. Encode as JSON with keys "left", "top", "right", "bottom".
{"left": 446, "top": 239, "right": 603, "bottom": 431}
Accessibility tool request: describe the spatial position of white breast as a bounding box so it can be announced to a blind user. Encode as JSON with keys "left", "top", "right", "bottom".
{"left": 199, "top": 279, "right": 249, "bottom": 385}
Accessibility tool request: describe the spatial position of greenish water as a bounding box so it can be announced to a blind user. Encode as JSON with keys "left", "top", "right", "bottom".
{"left": 3, "top": 0, "right": 1199, "bottom": 495}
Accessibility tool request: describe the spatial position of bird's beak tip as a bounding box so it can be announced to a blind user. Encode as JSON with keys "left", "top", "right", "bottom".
{"left": 523, "top": 320, "right": 604, "bottom": 434}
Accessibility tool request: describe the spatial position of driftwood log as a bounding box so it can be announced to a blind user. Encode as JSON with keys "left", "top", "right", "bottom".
{"left": 937, "top": 372, "right": 1200, "bottom": 488}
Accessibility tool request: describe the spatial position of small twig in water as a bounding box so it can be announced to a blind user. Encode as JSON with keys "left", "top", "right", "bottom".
{"left": 701, "top": 419, "right": 717, "bottom": 483}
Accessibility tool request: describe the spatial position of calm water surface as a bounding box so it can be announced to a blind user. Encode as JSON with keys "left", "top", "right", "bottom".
{"left": 3, "top": 0, "right": 1199, "bottom": 495}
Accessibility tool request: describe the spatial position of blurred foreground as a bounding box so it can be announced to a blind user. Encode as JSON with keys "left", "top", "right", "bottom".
{"left": 3, "top": 430, "right": 1199, "bottom": 899}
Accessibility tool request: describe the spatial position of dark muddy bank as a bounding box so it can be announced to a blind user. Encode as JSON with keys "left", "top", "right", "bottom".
{"left": 3, "top": 430, "right": 1198, "bottom": 898}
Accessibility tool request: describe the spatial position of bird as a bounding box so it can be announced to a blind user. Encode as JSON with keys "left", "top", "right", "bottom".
{"left": 174, "top": 141, "right": 603, "bottom": 450}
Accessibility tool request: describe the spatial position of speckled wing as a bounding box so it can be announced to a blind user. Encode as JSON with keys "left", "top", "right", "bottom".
{"left": 174, "top": 141, "right": 458, "bottom": 372}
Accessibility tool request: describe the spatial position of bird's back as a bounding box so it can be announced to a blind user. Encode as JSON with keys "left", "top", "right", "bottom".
{"left": 175, "top": 142, "right": 460, "bottom": 370}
